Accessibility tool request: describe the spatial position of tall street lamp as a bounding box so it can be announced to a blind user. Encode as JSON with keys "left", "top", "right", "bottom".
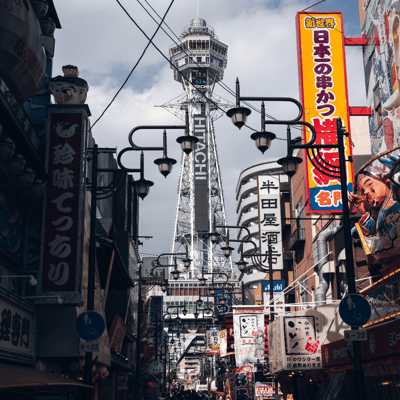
{"left": 226, "top": 79, "right": 364, "bottom": 399}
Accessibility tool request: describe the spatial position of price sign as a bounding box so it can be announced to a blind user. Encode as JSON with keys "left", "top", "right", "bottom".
{"left": 344, "top": 329, "right": 367, "bottom": 342}
{"left": 79, "top": 341, "right": 100, "bottom": 352}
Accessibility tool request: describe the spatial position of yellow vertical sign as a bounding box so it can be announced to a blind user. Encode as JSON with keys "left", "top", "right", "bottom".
{"left": 297, "top": 12, "right": 354, "bottom": 213}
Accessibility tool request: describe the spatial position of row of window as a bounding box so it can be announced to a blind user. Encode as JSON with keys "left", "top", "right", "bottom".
{"left": 174, "top": 57, "right": 224, "bottom": 68}
{"left": 170, "top": 40, "right": 227, "bottom": 56}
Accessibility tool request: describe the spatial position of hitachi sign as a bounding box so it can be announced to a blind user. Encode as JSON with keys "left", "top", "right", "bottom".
{"left": 193, "top": 113, "right": 209, "bottom": 232}
{"left": 194, "top": 116, "right": 207, "bottom": 180}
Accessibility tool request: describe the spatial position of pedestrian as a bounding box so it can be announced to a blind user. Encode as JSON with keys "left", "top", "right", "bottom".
{"left": 217, "top": 395, "right": 224, "bottom": 400}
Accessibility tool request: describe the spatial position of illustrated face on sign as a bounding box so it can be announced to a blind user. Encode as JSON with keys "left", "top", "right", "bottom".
{"left": 358, "top": 175, "right": 389, "bottom": 208}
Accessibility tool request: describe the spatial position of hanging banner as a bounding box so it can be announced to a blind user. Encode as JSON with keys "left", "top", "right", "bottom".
{"left": 296, "top": 12, "right": 354, "bottom": 213}
{"left": 233, "top": 307, "right": 265, "bottom": 366}
{"left": 219, "top": 329, "right": 228, "bottom": 355}
{"left": 257, "top": 175, "right": 283, "bottom": 270}
{"left": 229, "top": 365, "right": 254, "bottom": 400}
{"left": 206, "top": 326, "right": 221, "bottom": 354}
{"left": 215, "top": 288, "right": 232, "bottom": 315}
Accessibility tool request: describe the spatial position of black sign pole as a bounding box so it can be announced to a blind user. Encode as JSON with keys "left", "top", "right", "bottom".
{"left": 336, "top": 118, "right": 365, "bottom": 399}
{"left": 84, "top": 144, "right": 98, "bottom": 399}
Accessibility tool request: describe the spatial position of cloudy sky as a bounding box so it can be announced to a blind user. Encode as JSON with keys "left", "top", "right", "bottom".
{"left": 52, "top": 0, "right": 366, "bottom": 258}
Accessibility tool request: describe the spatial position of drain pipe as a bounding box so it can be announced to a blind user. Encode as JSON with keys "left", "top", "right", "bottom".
{"left": 315, "top": 224, "right": 343, "bottom": 307}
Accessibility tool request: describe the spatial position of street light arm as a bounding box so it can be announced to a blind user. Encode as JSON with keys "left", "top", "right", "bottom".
{"left": 239, "top": 96, "right": 303, "bottom": 122}
{"left": 128, "top": 125, "right": 187, "bottom": 149}
{"left": 214, "top": 224, "right": 251, "bottom": 241}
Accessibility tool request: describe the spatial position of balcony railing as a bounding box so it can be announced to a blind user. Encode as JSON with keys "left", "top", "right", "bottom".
{"left": 288, "top": 228, "right": 306, "bottom": 251}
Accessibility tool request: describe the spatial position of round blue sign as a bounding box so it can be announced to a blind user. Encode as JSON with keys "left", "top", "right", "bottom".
{"left": 339, "top": 294, "right": 371, "bottom": 327}
{"left": 76, "top": 311, "right": 105, "bottom": 341}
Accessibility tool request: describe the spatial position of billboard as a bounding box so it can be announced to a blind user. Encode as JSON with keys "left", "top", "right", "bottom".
{"left": 229, "top": 365, "right": 254, "bottom": 400}
{"left": 39, "top": 108, "right": 88, "bottom": 304}
{"left": 193, "top": 105, "right": 209, "bottom": 232}
{"left": 233, "top": 307, "right": 265, "bottom": 366}
{"left": 215, "top": 287, "right": 232, "bottom": 315}
{"left": 206, "top": 326, "right": 221, "bottom": 354}
{"left": 262, "top": 280, "right": 285, "bottom": 317}
{"left": 257, "top": 175, "right": 283, "bottom": 270}
{"left": 296, "top": 12, "right": 354, "bottom": 213}
{"left": 358, "top": 1, "right": 400, "bottom": 159}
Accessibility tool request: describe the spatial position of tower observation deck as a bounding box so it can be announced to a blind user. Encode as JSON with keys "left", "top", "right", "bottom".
{"left": 162, "top": 18, "right": 233, "bottom": 278}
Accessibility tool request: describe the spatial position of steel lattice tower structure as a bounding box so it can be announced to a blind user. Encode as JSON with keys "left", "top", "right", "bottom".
{"left": 160, "top": 18, "right": 233, "bottom": 278}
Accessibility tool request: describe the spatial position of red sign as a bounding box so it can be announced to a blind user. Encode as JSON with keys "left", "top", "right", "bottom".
{"left": 41, "top": 111, "right": 86, "bottom": 297}
{"left": 305, "top": 337, "right": 320, "bottom": 354}
{"left": 229, "top": 365, "right": 254, "bottom": 400}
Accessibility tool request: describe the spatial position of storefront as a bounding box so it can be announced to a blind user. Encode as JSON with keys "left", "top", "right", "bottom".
{"left": 322, "top": 318, "right": 400, "bottom": 399}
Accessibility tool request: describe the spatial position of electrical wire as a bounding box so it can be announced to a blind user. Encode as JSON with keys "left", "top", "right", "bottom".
{"left": 91, "top": 0, "right": 176, "bottom": 129}
{"left": 116, "top": 0, "right": 232, "bottom": 117}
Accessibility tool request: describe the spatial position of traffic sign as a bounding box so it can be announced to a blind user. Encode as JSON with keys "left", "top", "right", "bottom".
{"left": 141, "top": 278, "right": 168, "bottom": 285}
{"left": 148, "top": 360, "right": 164, "bottom": 373}
{"left": 344, "top": 329, "right": 367, "bottom": 342}
{"left": 79, "top": 341, "right": 100, "bottom": 352}
{"left": 76, "top": 311, "right": 105, "bottom": 341}
{"left": 339, "top": 294, "right": 371, "bottom": 327}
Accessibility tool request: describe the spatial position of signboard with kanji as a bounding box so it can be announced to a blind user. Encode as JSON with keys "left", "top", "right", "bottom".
{"left": 206, "top": 326, "right": 221, "bottom": 354}
{"left": 296, "top": 12, "right": 354, "bottom": 213}
{"left": 257, "top": 175, "right": 283, "bottom": 270}
{"left": 233, "top": 307, "right": 265, "bottom": 366}
{"left": 268, "top": 304, "right": 350, "bottom": 373}
{"left": 229, "top": 365, "right": 254, "bottom": 400}
{"left": 40, "top": 107, "right": 89, "bottom": 304}
{"left": 0, "top": 293, "right": 35, "bottom": 362}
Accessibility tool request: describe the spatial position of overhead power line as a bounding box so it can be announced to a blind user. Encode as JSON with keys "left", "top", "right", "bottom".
{"left": 90, "top": 0, "right": 176, "bottom": 129}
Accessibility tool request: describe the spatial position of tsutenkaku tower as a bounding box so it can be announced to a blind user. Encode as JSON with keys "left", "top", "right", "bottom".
{"left": 161, "top": 18, "right": 232, "bottom": 278}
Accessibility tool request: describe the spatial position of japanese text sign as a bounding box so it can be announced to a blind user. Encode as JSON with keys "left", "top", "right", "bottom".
{"left": 296, "top": 12, "right": 354, "bottom": 213}
{"left": 229, "top": 365, "right": 254, "bottom": 400}
{"left": 206, "top": 326, "right": 221, "bottom": 354}
{"left": 234, "top": 307, "right": 265, "bottom": 366}
{"left": 257, "top": 175, "right": 283, "bottom": 270}
{"left": 0, "top": 296, "right": 34, "bottom": 359}
{"left": 40, "top": 109, "right": 88, "bottom": 304}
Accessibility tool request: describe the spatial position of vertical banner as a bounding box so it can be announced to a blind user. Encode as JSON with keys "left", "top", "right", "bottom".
{"left": 193, "top": 105, "right": 209, "bottom": 233}
{"left": 149, "top": 296, "right": 163, "bottom": 357}
{"left": 296, "top": 12, "right": 354, "bottom": 213}
{"left": 206, "top": 326, "right": 221, "bottom": 354}
{"left": 40, "top": 107, "right": 89, "bottom": 304}
{"left": 215, "top": 287, "right": 232, "bottom": 315}
{"left": 257, "top": 175, "right": 283, "bottom": 271}
{"left": 229, "top": 365, "right": 254, "bottom": 400}
{"left": 233, "top": 307, "right": 265, "bottom": 366}
{"left": 219, "top": 329, "right": 228, "bottom": 355}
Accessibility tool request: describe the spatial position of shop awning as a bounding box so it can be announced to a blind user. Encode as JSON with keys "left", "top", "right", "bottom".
{"left": 0, "top": 363, "right": 92, "bottom": 389}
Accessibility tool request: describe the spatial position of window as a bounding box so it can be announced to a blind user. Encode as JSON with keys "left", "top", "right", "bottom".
{"left": 295, "top": 198, "right": 305, "bottom": 230}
